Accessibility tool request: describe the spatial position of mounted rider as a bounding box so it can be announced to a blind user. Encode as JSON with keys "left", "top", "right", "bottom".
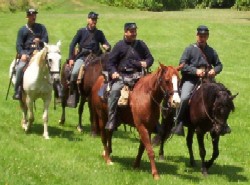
{"left": 13, "top": 8, "right": 52, "bottom": 100}
{"left": 105, "top": 22, "right": 154, "bottom": 131}
{"left": 68, "top": 11, "right": 111, "bottom": 93}
{"left": 172, "top": 25, "right": 231, "bottom": 136}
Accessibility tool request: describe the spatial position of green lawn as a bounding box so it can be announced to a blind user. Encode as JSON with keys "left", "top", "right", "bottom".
{"left": 0, "top": 0, "right": 249, "bottom": 184}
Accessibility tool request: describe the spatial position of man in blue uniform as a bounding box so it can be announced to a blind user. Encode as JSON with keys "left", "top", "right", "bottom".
{"left": 13, "top": 8, "right": 49, "bottom": 100}
{"left": 68, "top": 11, "right": 111, "bottom": 91}
{"left": 172, "top": 25, "right": 231, "bottom": 136}
{"left": 105, "top": 22, "right": 154, "bottom": 130}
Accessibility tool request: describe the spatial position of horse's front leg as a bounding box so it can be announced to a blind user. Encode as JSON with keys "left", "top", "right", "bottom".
{"left": 42, "top": 95, "right": 51, "bottom": 139}
{"left": 196, "top": 133, "right": 207, "bottom": 176}
{"left": 137, "top": 125, "right": 160, "bottom": 180}
{"left": 205, "top": 132, "right": 220, "bottom": 170}
{"left": 19, "top": 99, "right": 28, "bottom": 131}
{"left": 88, "top": 98, "right": 99, "bottom": 136}
{"left": 25, "top": 96, "right": 34, "bottom": 132}
{"left": 100, "top": 128, "right": 113, "bottom": 165}
{"left": 187, "top": 127, "right": 195, "bottom": 167}
{"left": 77, "top": 95, "right": 85, "bottom": 132}
{"left": 133, "top": 140, "right": 145, "bottom": 168}
{"left": 59, "top": 85, "right": 69, "bottom": 125}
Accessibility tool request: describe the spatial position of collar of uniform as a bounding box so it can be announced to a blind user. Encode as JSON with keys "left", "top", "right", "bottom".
{"left": 124, "top": 38, "right": 136, "bottom": 45}
{"left": 195, "top": 42, "right": 208, "bottom": 50}
{"left": 86, "top": 26, "right": 96, "bottom": 32}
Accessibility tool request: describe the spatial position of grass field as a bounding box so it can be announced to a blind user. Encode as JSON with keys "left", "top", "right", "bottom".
{"left": 0, "top": 0, "right": 250, "bottom": 184}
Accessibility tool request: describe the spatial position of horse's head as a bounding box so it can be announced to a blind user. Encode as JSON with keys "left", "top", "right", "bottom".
{"left": 158, "top": 63, "right": 181, "bottom": 108}
{"left": 45, "top": 41, "right": 62, "bottom": 81}
{"left": 212, "top": 85, "right": 238, "bottom": 135}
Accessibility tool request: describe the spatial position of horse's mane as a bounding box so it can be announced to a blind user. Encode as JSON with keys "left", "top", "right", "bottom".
{"left": 29, "top": 47, "right": 47, "bottom": 66}
{"left": 134, "top": 67, "right": 162, "bottom": 93}
{"left": 85, "top": 53, "right": 109, "bottom": 70}
{"left": 202, "top": 82, "right": 235, "bottom": 112}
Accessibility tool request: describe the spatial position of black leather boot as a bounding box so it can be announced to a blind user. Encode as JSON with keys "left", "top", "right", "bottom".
{"left": 69, "top": 80, "right": 76, "bottom": 95}
{"left": 105, "top": 90, "right": 120, "bottom": 130}
{"left": 171, "top": 121, "right": 185, "bottom": 136}
{"left": 13, "top": 61, "right": 25, "bottom": 100}
{"left": 13, "top": 85, "right": 22, "bottom": 100}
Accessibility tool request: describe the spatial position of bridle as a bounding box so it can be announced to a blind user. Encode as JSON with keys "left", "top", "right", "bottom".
{"left": 45, "top": 50, "right": 61, "bottom": 77}
{"left": 150, "top": 68, "right": 177, "bottom": 111}
{"left": 200, "top": 80, "right": 228, "bottom": 127}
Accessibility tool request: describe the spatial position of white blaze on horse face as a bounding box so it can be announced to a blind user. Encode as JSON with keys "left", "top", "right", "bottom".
{"left": 47, "top": 44, "right": 61, "bottom": 80}
{"left": 172, "top": 75, "right": 180, "bottom": 106}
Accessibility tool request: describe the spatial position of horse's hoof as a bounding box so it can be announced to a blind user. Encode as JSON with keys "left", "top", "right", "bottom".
{"left": 107, "top": 160, "right": 114, "bottom": 165}
{"left": 91, "top": 131, "right": 99, "bottom": 137}
{"left": 153, "top": 174, "right": 160, "bottom": 180}
{"left": 77, "top": 125, "right": 83, "bottom": 132}
{"left": 22, "top": 124, "right": 28, "bottom": 132}
{"left": 201, "top": 168, "right": 208, "bottom": 176}
{"left": 158, "top": 155, "right": 165, "bottom": 161}
{"left": 190, "top": 160, "right": 196, "bottom": 167}
{"left": 58, "top": 119, "right": 65, "bottom": 125}
{"left": 43, "top": 135, "right": 50, "bottom": 139}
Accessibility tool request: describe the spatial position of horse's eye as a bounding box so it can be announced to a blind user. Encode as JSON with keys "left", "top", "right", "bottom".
{"left": 48, "top": 59, "right": 52, "bottom": 63}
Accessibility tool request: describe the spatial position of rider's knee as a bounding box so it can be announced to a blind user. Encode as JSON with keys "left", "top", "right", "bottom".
{"left": 20, "top": 54, "right": 29, "bottom": 62}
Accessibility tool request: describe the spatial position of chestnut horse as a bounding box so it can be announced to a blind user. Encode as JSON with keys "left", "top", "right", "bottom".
{"left": 158, "top": 81, "right": 237, "bottom": 176}
{"left": 91, "top": 64, "right": 181, "bottom": 180}
{"left": 59, "top": 53, "right": 109, "bottom": 134}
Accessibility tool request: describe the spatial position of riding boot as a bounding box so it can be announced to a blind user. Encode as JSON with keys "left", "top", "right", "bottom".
{"left": 69, "top": 80, "right": 76, "bottom": 95}
{"left": 171, "top": 99, "right": 188, "bottom": 136}
{"left": 12, "top": 61, "right": 25, "bottom": 100}
{"left": 105, "top": 90, "right": 120, "bottom": 131}
{"left": 13, "top": 85, "right": 22, "bottom": 100}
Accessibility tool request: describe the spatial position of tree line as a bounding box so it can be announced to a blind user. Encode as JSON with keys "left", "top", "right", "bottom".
{"left": 99, "top": 0, "right": 249, "bottom": 11}
{"left": 1, "top": 0, "right": 249, "bottom": 12}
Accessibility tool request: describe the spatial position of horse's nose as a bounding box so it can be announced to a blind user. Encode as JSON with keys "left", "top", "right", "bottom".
{"left": 173, "top": 93, "right": 180, "bottom": 104}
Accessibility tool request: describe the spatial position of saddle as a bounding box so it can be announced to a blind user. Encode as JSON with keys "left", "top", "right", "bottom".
{"left": 98, "top": 71, "right": 144, "bottom": 107}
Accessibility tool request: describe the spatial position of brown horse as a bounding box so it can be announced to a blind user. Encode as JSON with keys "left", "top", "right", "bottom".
{"left": 159, "top": 81, "right": 237, "bottom": 176}
{"left": 91, "top": 64, "right": 181, "bottom": 180}
{"left": 59, "top": 53, "right": 109, "bottom": 134}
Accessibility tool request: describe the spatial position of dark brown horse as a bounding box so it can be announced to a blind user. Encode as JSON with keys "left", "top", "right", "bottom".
{"left": 91, "top": 64, "right": 181, "bottom": 180}
{"left": 159, "top": 81, "right": 237, "bottom": 176}
{"left": 59, "top": 53, "right": 109, "bottom": 134}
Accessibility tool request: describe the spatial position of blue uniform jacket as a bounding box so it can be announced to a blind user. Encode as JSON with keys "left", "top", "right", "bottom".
{"left": 107, "top": 39, "right": 154, "bottom": 75}
{"left": 180, "top": 43, "right": 223, "bottom": 81}
{"left": 16, "top": 23, "right": 48, "bottom": 55}
{"left": 68, "top": 26, "right": 110, "bottom": 60}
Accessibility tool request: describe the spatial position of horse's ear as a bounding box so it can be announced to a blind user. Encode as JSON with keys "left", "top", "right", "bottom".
{"left": 57, "top": 40, "right": 61, "bottom": 48}
{"left": 158, "top": 61, "right": 164, "bottom": 69}
{"left": 230, "top": 93, "right": 238, "bottom": 100}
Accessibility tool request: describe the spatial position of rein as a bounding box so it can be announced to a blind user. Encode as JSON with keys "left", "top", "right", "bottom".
{"left": 149, "top": 71, "right": 171, "bottom": 111}
{"left": 150, "top": 91, "right": 170, "bottom": 111}
{"left": 200, "top": 80, "right": 216, "bottom": 123}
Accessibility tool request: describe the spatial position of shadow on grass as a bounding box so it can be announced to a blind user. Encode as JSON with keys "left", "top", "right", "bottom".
{"left": 26, "top": 122, "right": 83, "bottom": 141}
{"left": 111, "top": 154, "right": 248, "bottom": 182}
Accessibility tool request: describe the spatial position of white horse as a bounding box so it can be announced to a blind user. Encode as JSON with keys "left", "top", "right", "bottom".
{"left": 10, "top": 41, "right": 61, "bottom": 139}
